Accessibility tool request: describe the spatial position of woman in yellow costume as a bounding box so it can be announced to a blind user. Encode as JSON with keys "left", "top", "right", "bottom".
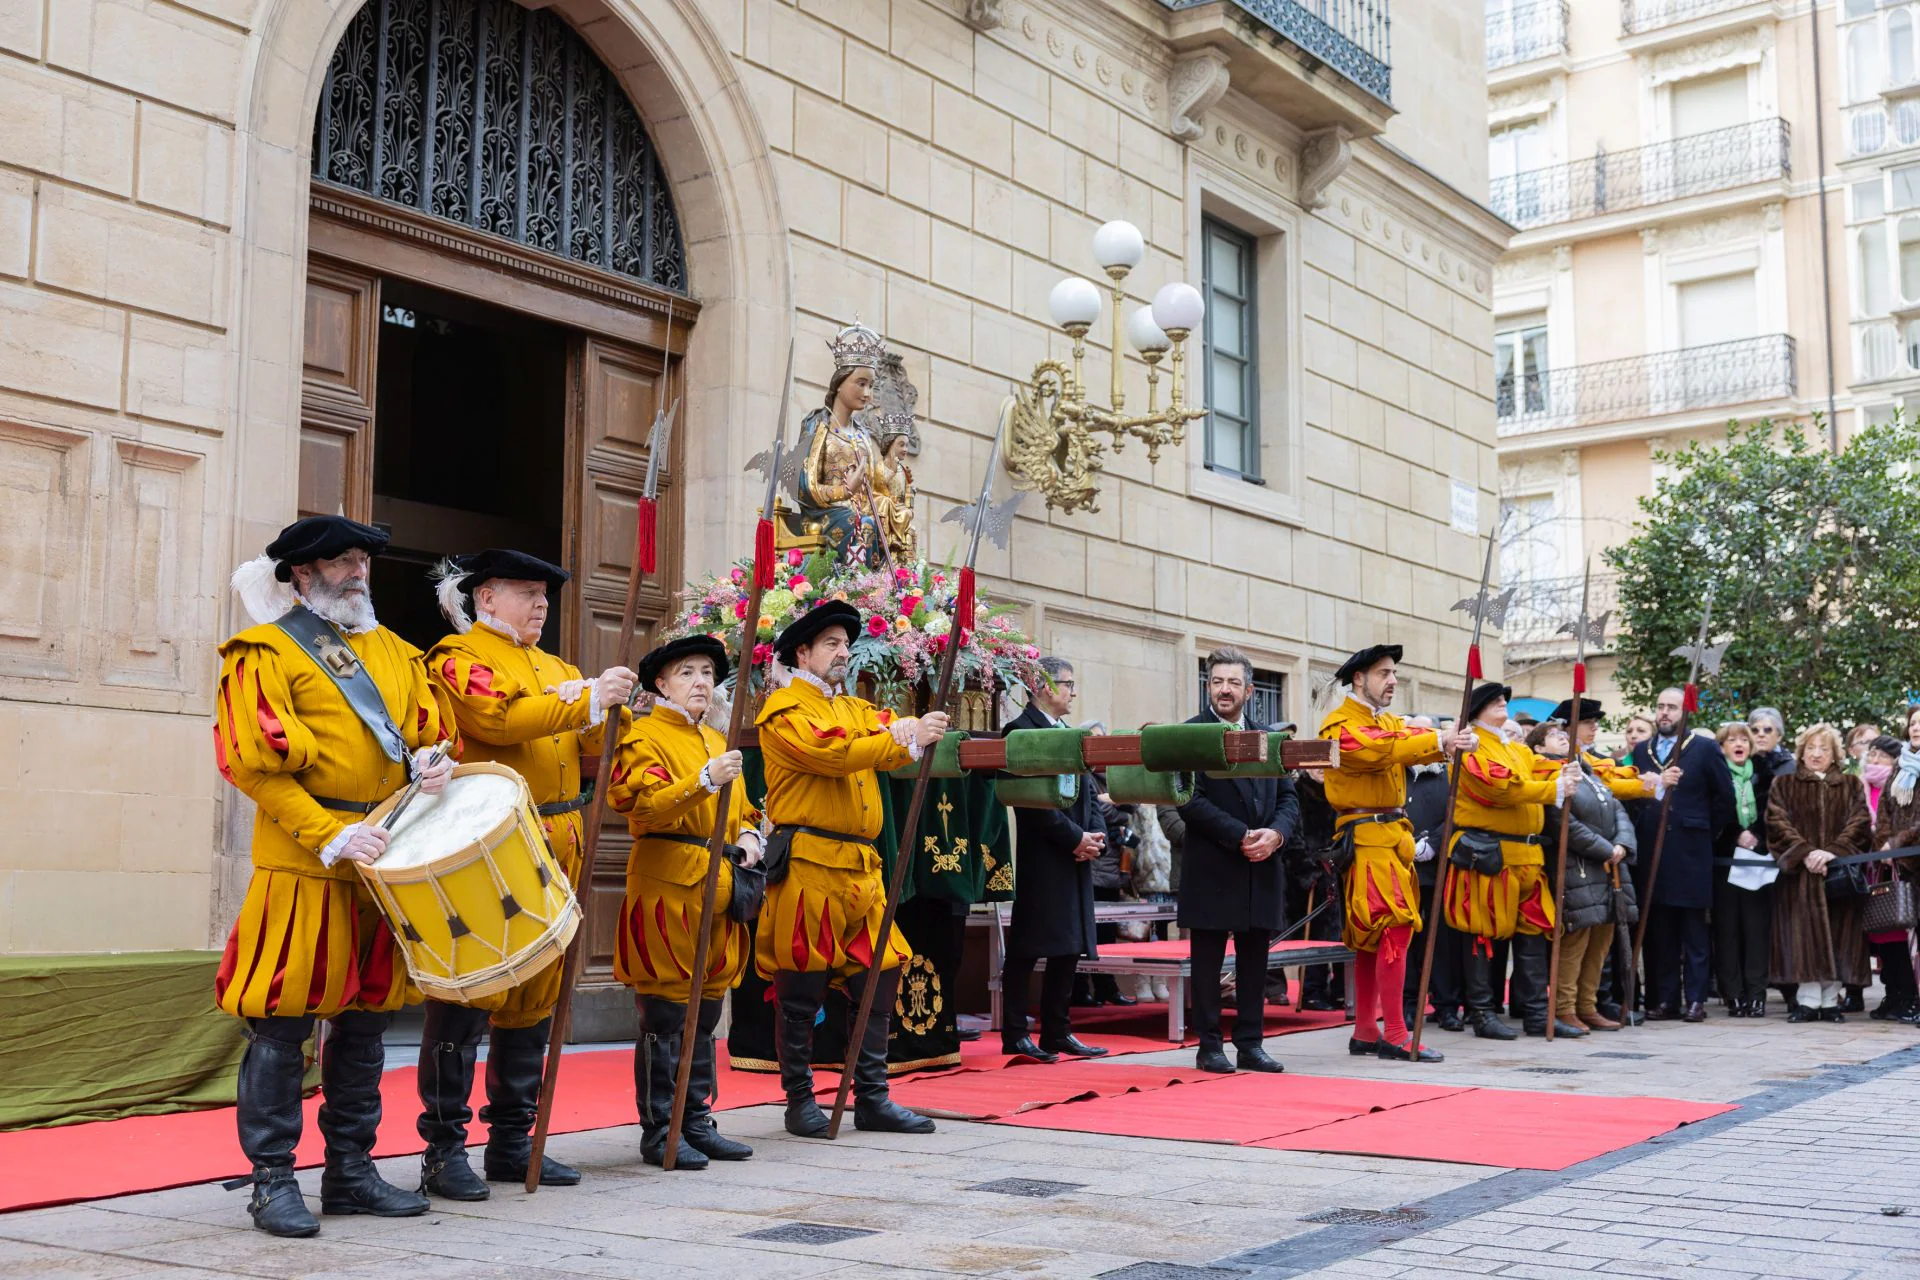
{"left": 213, "top": 515, "right": 455, "bottom": 1238}
{"left": 1444, "top": 682, "right": 1587, "bottom": 1041}
{"left": 608, "top": 634, "right": 762, "bottom": 1171}
{"left": 415, "top": 548, "right": 634, "bottom": 1199}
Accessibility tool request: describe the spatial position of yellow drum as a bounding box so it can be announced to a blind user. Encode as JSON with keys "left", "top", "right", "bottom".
{"left": 360, "top": 761, "right": 580, "bottom": 1003}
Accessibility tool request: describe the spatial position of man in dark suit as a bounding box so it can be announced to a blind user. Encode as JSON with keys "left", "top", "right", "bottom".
{"left": 1000, "top": 656, "right": 1109, "bottom": 1062}
{"left": 1176, "top": 647, "right": 1301, "bottom": 1073}
{"left": 1629, "top": 686, "right": 1735, "bottom": 1022}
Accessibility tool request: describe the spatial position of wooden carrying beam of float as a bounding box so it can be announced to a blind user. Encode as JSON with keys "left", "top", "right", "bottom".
{"left": 956, "top": 729, "right": 1335, "bottom": 773}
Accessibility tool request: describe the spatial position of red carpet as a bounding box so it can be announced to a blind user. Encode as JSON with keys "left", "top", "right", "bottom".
{"left": 1251, "top": 1087, "right": 1736, "bottom": 1170}
{"left": 955, "top": 998, "right": 1349, "bottom": 1064}
{"left": 887, "top": 1061, "right": 1204, "bottom": 1121}
{"left": 994, "top": 1071, "right": 1466, "bottom": 1144}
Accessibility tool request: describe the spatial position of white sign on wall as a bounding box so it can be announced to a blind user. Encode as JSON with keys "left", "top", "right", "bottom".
{"left": 1450, "top": 479, "right": 1478, "bottom": 535}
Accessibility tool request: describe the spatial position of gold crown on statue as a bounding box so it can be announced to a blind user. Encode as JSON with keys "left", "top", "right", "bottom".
{"left": 829, "top": 320, "right": 887, "bottom": 371}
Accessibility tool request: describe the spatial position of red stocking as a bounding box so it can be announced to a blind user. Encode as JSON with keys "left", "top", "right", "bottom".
{"left": 1351, "top": 947, "right": 1380, "bottom": 1042}
{"left": 1379, "top": 925, "right": 1414, "bottom": 1046}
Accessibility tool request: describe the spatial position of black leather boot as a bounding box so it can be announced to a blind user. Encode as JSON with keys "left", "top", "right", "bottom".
{"left": 317, "top": 1011, "right": 429, "bottom": 1218}
{"left": 236, "top": 1018, "right": 319, "bottom": 1237}
{"left": 774, "top": 971, "right": 832, "bottom": 1138}
{"left": 848, "top": 968, "right": 935, "bottom": 1134}
{"left": 481, "top": 1019, "right": 580, "bottom": 1186}
{"left": 415, "top": 1002, "right": 490, "bottom": 1201}
{"left": 637, "top": 997, "right": 709, "bottom": 1170}
{"left": 1463, "top": 949, "right": 1518, "bottom": 1040}
{"left": 684, "top": 997, "right": 752, "bottom": 1161}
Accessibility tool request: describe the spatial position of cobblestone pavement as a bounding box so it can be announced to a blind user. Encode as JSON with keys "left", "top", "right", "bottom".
{"left": 3, "top": 1012, "right": 1918, "bottom": 1280}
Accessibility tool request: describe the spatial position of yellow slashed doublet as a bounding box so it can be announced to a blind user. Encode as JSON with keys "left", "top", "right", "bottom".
{"left": 1319, "top": 697, "right": 1444, "bottom": 954}
{"left": 425, "top": 621, "right": 602, "bottom": 1028}
{"left": 607, "top": 702, "right": 757, "bottom": 1001}
{"left": 754, "top": 675, "right": 915, "bottom": 979}
{"left": 1583, "top": 748, "right": 1651, "bottom": 802}
{"left": 1443, "top": 727, "right": 1562, "bottom": 945}
{"left": 214, "top": 621, "right": 454, "bottom": 1020}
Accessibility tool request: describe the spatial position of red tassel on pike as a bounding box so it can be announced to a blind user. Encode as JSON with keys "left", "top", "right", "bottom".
{"left": 1572, "top": 661, "right": 1587, "bottom": 695}
{"left": 635, "top": 497, "right": 659, "bottom": 575}
{"left": 1683, "top": 683, "right": 1700, "bottom": 713}
{"left": 954, "top": 566, "right": 977, "bottom": 640}
{"left": 1466, "top": 643, "right": 1483, "bottom": 680}
{"left": 753, "top": 518, "right": 776, "bottom": 589}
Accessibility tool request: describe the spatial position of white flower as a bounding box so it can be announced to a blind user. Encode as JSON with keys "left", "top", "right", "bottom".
{"left": 924, "top": 613, "right": 951, "bottom": 637}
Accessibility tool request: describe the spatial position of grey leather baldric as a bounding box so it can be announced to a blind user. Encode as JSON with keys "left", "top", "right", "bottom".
{"left": 273, "top": 605, "right": 409, "bottom": 766}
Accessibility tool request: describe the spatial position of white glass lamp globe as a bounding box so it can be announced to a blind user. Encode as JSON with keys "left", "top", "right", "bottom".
{"left": 1091, "top": 220, "right": 1146, "bottom": 272}
{"left": 1126, "top": 307, "right": 1171, "bottom": 353}
{"left": 1048, "top": 277, "right": 1103, "bottom": 330}
{"left": 1151, "top": 282, "right": 1205, "bottom": 336}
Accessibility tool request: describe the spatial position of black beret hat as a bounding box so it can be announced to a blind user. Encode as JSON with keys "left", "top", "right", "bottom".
{"left": 1549, "top": 697, "right": 1605, "bottom": 726}
{"left": 638, "top": 634, "right": 729, "bottom": 695}
{"left": 1335, "top": 643, "right": 1403, "bottom": 686}
{"left": 772, "top": 600, "right": 862, "bottom": 666}
{"left": 1467, "top": 681, "right": 1513, "bottom": 723}
{"left": 453, "top": 548, "right": 571, "bottom": 594}
{"left": 266, "top": 515, "right": 388, "bottom": 581}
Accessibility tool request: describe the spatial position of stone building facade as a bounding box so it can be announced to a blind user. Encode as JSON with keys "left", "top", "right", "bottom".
{"left": 0, "top": 0, "right": 1504, "bottom": 969}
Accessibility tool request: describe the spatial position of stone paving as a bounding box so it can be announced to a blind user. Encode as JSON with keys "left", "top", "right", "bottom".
{"left": 3, "top": 1008, "right": 1918, "bottom": 1280}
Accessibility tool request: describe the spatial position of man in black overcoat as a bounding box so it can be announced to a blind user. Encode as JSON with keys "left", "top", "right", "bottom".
{"left": 1176, "top": 647, "right": 1300, "bottom": 1073}
{"left": 1628, "top": 686, "right": 1735, "bottom": 1022}
{"left": 1000, "top": 656, "right": 1108, "bottom": 1061}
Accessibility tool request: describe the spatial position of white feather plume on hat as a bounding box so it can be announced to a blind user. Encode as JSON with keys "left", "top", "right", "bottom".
{"left": 231, "top": 555, "right": 296, "bottom": 626}
{"left": 430, "top": 557, "right": 473, "bottom": 634}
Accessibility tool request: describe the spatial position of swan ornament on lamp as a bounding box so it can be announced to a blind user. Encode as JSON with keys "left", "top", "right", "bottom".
{"left": 1003, "top": 219, "right": 1209, "bottom": 513}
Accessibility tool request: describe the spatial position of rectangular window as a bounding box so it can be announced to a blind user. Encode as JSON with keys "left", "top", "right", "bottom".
{"left": 1677, "top": 272, "right": 1758, "bottom": 347}
{"left": 1202, "top": 218, "right": 1259, "bottom": 481}
{"left": 1195, "top": 658, "right": 1286, "bottom": 728}
{"left": 1494, "top": 317, "right": 1550, "bottom": 419}
{"left": 1855, "top": 177, "right": 1887, "bottom": 222}
{"left": 1893, "top": 163, "right": 1920, "bottom": 210}
{"left": 1671, "top": 68, "right": 1750, "bottom": 137}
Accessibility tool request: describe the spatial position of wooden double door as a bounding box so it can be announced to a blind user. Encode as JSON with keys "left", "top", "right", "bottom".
{"left": 297, "top": 205, "right": 691, "bottom": 1016}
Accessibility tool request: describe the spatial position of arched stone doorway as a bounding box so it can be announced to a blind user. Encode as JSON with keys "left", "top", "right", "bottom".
{"left": 226, "top": 0, "right": 790, "bottom": 1030}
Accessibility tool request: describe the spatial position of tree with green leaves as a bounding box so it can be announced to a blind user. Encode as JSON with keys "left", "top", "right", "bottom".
{"left": 1605, "top": 418, "right": 1920, "bottom": 730}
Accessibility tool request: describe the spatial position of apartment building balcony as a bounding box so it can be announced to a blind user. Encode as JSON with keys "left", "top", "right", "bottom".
{"left": 1500, "top": 572, "right": 1622, "bottom": 655}
{"left": 1844, "top": 94, "right": 1920, "bottom": 162}
{"left": 1619, "top": 0, "right": 1785, "bottom": 51}
{"left": 1496, "top": 334, "right": 1797, "bottom": 442}
{"left": 1493, "top": 119, "right": 1789, "bottom": 241}
{"left": 1165, "top": 0, "right": 1393, "bottom": 136}
{"left": 1852, "top": 317, "right": 1920, "bottom": 385}
{"left": 1488, "top": 0, "right": 1569, "bottom": 76}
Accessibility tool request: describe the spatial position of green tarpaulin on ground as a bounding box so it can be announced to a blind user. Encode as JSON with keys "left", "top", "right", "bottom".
{"left": 0, "top": 951, "right": 246, "bottom": 1131}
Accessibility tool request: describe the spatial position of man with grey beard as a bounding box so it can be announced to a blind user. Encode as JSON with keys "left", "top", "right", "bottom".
{"left": 214, "top": 515, "right": 456, "bottom": 1238}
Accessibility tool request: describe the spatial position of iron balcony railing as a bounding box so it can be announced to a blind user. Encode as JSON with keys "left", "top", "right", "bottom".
{"left": 1490, "top": 118, "right": 1789, "bottom": 231}
{"left": 1621, "top": 0, "right": 1759, "bottom": 35}
{"left": 1499, "top": 573, "right": 1622, "bottom": 650}
{"left": 1165, "top": 0, "right": 1391, "bottom": 104}
{"left": 1496, "top": 334, "right": 1797, "bottom": 437}
{"left": 1488, "top": 0, "right": 1569, "bottom": 71}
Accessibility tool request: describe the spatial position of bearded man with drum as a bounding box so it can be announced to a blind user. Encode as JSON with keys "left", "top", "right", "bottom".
{"left": 414, "top": 549, "right": 635, "bottom": 1199}
{"left": 756, "top": 601, "right": 947, "bottom": 1138}
{"left": 213, "top": 516, "right": 457, "bottom": 1238}
{"left": 607, "top": 634, "right": 763, "bottom": 1170}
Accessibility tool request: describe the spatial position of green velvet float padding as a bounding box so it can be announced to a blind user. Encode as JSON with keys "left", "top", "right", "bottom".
{"left": 1104, "top": 763, "right": 1194, "bottom": 806}
{"left": 886, "top": 729, "right": 967, "bottom": 780}
{"left": 1139, "top": 722, "right": 1229, "bottom": 771}
{"left": 1204, "top": 730, "right": 1297, "bottom": 778}
{"left": 994, "top": 772, "right": 1080, "bottom": 810}
{"left": 0, "top": 951, "right": 263, "bottom": 1130}
{"left": 1002, "top": 727, "right": 1090, "bottom": 775}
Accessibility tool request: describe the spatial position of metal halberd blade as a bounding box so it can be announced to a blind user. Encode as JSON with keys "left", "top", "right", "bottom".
{"left": 1557, "top": 609, "right": 1612, "bottom": 649}
{"left": 1451, "top": 585, "right": 1518, "bottom": 630}
{"left": 642, "top": 399, "right": 680, "bottom": 502}
{"left": 940, "top": 491, "right": 1025, "bottom": 552}
{"left": 1670, "top": 638, "right": 1731, "bottom": 678}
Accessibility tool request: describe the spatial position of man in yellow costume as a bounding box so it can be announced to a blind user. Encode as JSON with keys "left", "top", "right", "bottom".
{"left": 414, "top": 549, "right": 634, "bottom": 1199}
{"left": 1319, "top": 645, "right": 1475, "bottom": 1063}
{"left": 755, "top": 600, "right": 946, "bottom": 1137}
{"left": 1552, "top": 696, "right": 1665, "bottom": 802}
{"left": 213, "top": 515, "right": 456, "bottom": 1238}
{"left": 1443, "top": 682, "right": 1587, "bottom": 1041}
{"left": 607, "top": 633, "right": 762, "bottom": 1171}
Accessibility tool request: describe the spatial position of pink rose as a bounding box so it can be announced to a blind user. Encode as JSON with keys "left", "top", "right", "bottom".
{"left": 787, "top": 548, "right": 804, "bottom": 567}
{"left": 894, "top": 566, "right": 915, "bottom": 586}
{"left": 788, "top": 573, "right": 808, "bottom": 590}
{"left": 734, "top": 599, "right": 748, "bottom": 620}
{"left": 900, "top": 594, "right": 922, "bottom": 616}
{"left": 1025, "top": 645, "right": 1040, "bottom": 660}
{"left": 752, "top": 642, "right": 773, "bottom": 665}
{"left": 865, "top": 615, "right": 889, "bottom": 637}
{"left": 731, "top": 567, "right": 746, "bottom": 584}
{"left": 933, "top": 573, "right": 947, "bottom": 586}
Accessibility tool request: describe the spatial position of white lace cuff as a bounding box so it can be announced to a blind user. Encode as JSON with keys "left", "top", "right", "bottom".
{"left": 699, "top": 763, "right": 720, "bottom": 794}
{"left": 319, "top": 823, "right": 361, "bottom": 869}
{"left": 906, "top": 723, "right": 924, "bottom": 762}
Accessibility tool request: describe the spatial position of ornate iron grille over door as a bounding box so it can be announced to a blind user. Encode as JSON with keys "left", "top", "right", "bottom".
{"left": 313, "top": 0, "right": 686, "bottom": 292}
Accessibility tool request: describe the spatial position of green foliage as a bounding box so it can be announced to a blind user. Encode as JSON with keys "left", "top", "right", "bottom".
{"left": 1605, "top": 418, "right": 1920, "bottom": 729}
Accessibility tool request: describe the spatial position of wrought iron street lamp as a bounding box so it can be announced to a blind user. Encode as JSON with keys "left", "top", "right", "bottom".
{"left": 1004, "top": 220, "right": 1209, "bottom": 513}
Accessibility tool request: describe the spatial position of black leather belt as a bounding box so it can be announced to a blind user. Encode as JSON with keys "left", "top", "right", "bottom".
{"left": 1336, "top": 808, "right": 1407, "bottom": 828}
{"left": 536, "top": 787, "right": 593, "bottom": 817}
{"left": 311, "top": 796, "right": 378, "bottom": 814}
{"left": 774, "top": 823, "right": 874, "bottom": 849}
{"left": 643, "top": 832, "right": 711, "bottom": 848}
{"left": 1463, "top": 828, "right": 1542, "bottom": 847}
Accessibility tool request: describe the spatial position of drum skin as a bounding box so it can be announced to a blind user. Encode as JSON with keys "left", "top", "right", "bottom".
{"left": 359, "top": 762, "right": 580, "bottom": 1002}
